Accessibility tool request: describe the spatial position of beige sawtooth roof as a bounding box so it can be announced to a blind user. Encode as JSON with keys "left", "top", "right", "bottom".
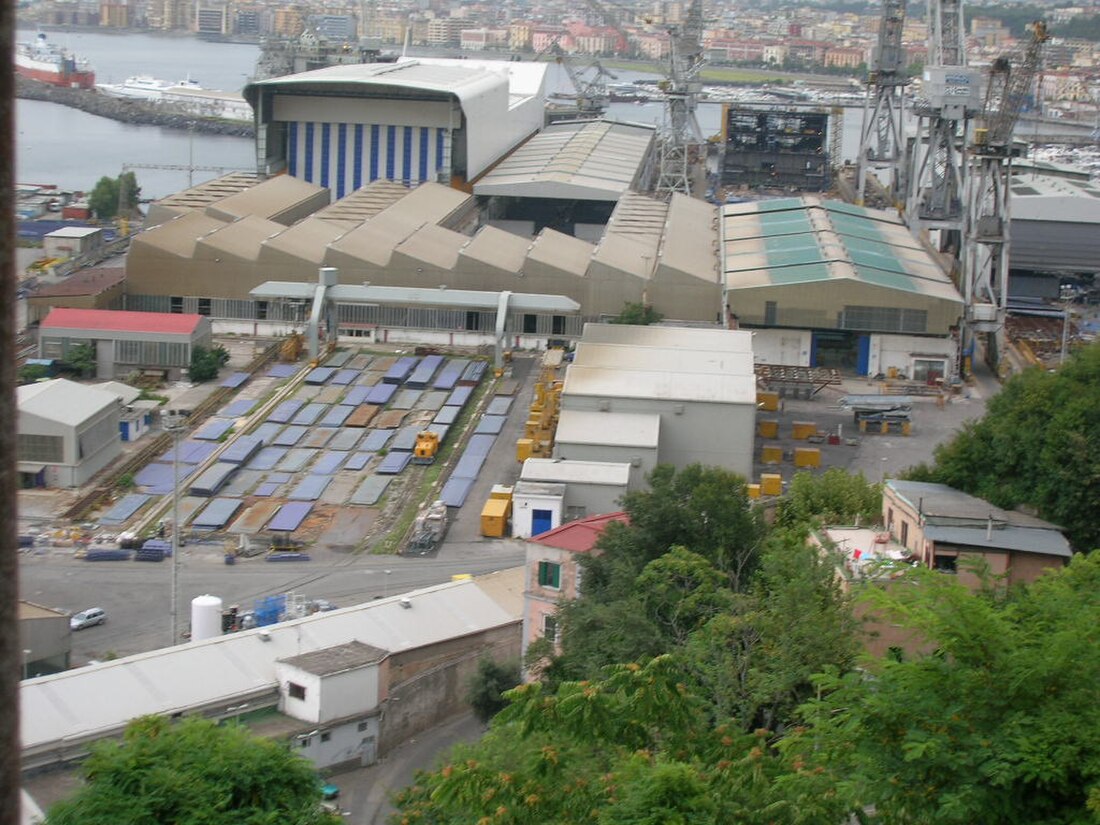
{"left": 196, "top": 215, "right": 285, "bottom": 262}
{"left": 134, "top": 211, "right": 230, "bottom": 257}
{"left": 260, "top": 217, "right": 350, "bottom": 265}
{"left": 526, "top": 229, "right": 594, "bottom": 277}
{"left": 661, "top": 193, "right": 719, "bottom": 283}
{"left": 314, "top": 180, "right": 412, "bottom": 226}
{"left": 392, "top": 224, "right": 468, "bottom": 270}
{"left": 206, "top": 175, "right": 328, "bottom": 225}
{"left": 459, "top": 225, "right": 530, "bottom": 273}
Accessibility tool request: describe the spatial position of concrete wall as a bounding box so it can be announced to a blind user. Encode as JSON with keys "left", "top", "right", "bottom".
{"left": 750, "top": 328, "right": 812, "bottom": 366}
{"left": 564, "top": 481, "right": 628, "bottom": 519}
{"left": 319, "top": 666, "right": 380, "bottom": 724}
{"left": 512, "top": 489, "right": 563, "bottom": 539}
{"left": 552, "top": 442, "right": 655, "bottom": 488}
{"left": 277, "top": 665, "right": 322, "bottom": 723}
{"left": 296, "top": 713, "right": 380, "bottom": 771}
{"left": 20, "top": 615, "right": 70, "bottom": 678}
{"left": 868, "top": 334, "right": 956, "bottom": 381}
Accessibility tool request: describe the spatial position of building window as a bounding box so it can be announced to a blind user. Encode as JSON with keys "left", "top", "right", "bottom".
{"left": 288, "top": 682, "right": 306, "bottom": 700}
{"left": 537, "top": 560, "right": 561, "bottom": 589}
{"left": 357, "top": 721, "right": 369, "bottom": 732}
{"left": 565, "top": 505, "right": 586, "bottom": 522}
{"left": 552, "top": 315, "right": 566, "bottom": 335}
{"left": 300, "top": 737, "right": 311, "bottom": 748}
{"left": 764, "top": 301, "right": 777, "bottom": 326}
{"left": 197, "top": 297, "right": 212, "bottom": 316}
{"left": 256, "top": 300, "right": 269, "bottom": 320}
{"left": 169, "top": 296, "right": 183, "bottom": 314}
{"left": 465, "top": 311, "right": 480, "bottom": 331}
{"left": 543, "top": 614, "right": 558, "bottom": 642}
{"left": 912, "top": 358, "right": 946, "bottom": 383}
{"left": 900, "top": 521, "right": 909, "bottom": 547}
{"left": 320, "top": 732, "right": 331, "bottom": 743}
{"left": 17, "top": 434, "right": 63, "bottom": 464}
{"left": 887, "top": 507, "right": 893, "bottom": 529}
{"left": 523, "top": 313, "right": 537, "bottom": 334}
{"left": 933, "top": 554, "right": 958, "bottom": 574}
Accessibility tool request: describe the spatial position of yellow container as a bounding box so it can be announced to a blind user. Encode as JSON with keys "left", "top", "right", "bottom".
{"left": 516, "top": 438, "right": 534, "bottom": 462}
{"left": 480, "top": 498, "right": 511, "bottom": 538}
{"left": 761, "top": 443, "right": 783, "bottom": 465}
{"left": 794, "top": 447, "right": 821, "bottom": 468}
{"left": 901, "top": 421, "right": 912, "bottom": 436}
{"left": 757, "top": 391, "right": 780, "bottom": 412}
{"left": 525, "top": 420, "right": 540, "bottom": 438}
{"left": 747, "top": 483, "right": 761, "bottom": 499}
{"left": 792, "top": 421, "right": 817, "bottom": 440}
{"left": 490, "top": 484, "right": 513, "bottom": 502}
{"left": 757, "top": 419, "right": 779, "bottom": 439}
{"left": 760, "top": 473, "right": 782, "bottom": 496}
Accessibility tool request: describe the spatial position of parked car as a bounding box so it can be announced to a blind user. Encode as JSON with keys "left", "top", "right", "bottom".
{"left": 70, "top": 607, "right": 106, "bottom": 631}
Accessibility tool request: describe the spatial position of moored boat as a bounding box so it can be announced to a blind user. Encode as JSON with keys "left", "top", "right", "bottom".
{"left": 15, "top": 33, "right": 95, "bottom": 89}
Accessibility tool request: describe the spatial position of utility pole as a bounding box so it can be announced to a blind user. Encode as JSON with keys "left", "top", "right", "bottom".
{"left": 161, "top": 409, "right": 190, "bottom": 645}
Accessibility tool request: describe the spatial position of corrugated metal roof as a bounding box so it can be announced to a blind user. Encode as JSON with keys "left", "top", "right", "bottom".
{"left": 314, "top": 180, "right": 411, "bottom": 225}
{"left": 563, "top": 364, "right": 756, "bottom": 405}
{"left": 521, "top": 458, "right": 632, "bottom": 486}
{"left": 41, "top": 308, "right": 204, "bottom": 336}
{"left": 580, "top": 323, "right": 753, "bottom": 352}
{"left": 206, "top": 175, "right": 327, "bottom": 224}
{"left": 132, "top": 211, "right": 230, "bottom": 256}
{"left": 554, "top": 410, "right": 660, "bottom": 448}
{"left": 473, "top": 120, "right": 655, "bottom": 201}
{"left": 197, "top": 215, "right": 287, "bottom": 263}
{"left": 573, "top": 341, "right": 755, "bottom": 376}
{"left": 526, "top": 228, "right": 594, "bottom": 277}
{"left": 922, "top": 524, "right": 1071, "bottom": 558}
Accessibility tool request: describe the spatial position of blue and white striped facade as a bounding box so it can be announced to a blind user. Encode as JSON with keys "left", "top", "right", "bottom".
{"left": 286, "top": 122, "right": 450, "bottom": 199}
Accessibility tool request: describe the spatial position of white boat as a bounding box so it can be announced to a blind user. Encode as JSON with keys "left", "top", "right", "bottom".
{"left": 96, "top": 75, "right": 203, "bottom": 101}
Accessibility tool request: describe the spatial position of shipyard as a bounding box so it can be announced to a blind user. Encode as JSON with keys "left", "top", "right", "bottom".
{"left": 8, "top": 0, "right": 1100, "bottom": 820}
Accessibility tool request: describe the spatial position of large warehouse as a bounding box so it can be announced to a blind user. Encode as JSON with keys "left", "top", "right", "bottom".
{"left": 722, "top": 197, "right": 964, "bottom": 380}
{"left": 244, "top": 57, "right": 548, "bottom": 196}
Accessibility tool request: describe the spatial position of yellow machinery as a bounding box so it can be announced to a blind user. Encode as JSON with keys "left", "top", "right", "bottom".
{"left": 280, "top": 333, "right": 304, "bottom": 362}
{"left": 516, "top": 359, "right": 564, "bottom": 462}
{"left": 480, "top": 486, "right": 513, "bottom": 538}
{"left": 412, "top": 431, "right": 440, "bottom": 464}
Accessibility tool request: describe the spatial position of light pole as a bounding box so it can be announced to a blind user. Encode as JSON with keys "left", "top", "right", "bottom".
{"left": 384, "top": 569, "right": 391, "bottom": 599}
{"left": 161, "top": 409, "right": 189, "bottom": 646}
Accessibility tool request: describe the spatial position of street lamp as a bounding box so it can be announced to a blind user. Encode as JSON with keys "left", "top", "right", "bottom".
{"left": 161, "top": 409, "right": 190, "bottom": 646}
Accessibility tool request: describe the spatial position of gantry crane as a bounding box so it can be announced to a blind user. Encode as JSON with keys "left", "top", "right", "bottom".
{"left": 961, "top": 21, "right": 1049, "bottom": 366}
{"left": 906, "top": 0, "right": 979, "bottom": 243}
{"left": 855, "top": 0, "right": 909, "bottom": 206}
{"left": 543, "top": 39, "right": 615, "bottom": 118}
{"left": 654, "top": 0, "right": 705, "bottom": 198}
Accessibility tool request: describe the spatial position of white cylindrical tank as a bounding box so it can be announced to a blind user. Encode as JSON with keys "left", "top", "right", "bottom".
{"left": 191, "top": 594, "right": 224, "bottom": 642}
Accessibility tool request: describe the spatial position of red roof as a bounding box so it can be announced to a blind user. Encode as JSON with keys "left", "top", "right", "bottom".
{"left": 529, "top": 511, "right": 629, "bottom": 553}
{"left": 41, "top": 308, "right": 204, "bottom": 336}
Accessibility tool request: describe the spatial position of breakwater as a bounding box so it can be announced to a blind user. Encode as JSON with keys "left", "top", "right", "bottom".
{"left": 15, "top": 75, "right": 254, "bottom": 138}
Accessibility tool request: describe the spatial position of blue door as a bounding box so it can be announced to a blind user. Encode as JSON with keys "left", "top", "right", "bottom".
{"left": 532, "top": 509, "right": 553, "bottom": 536}
{"left": 857, "top": 334, "right": 871, "bottom": 375}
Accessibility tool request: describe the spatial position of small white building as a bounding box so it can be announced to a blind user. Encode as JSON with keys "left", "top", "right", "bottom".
{"left": 17, "top": 378, "right": 121, "bottom": 488}
{"left": 43, "top": 226, "right": 104, "bottom": 260}
{"left": 514, "top": 458, "right": 632, "bottom": 537}
{"left": 553, "top": 410, "right": 660, "bottom": 487}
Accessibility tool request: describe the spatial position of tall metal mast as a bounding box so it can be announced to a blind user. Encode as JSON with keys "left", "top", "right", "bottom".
{"left": 962, "top": 21, "right": 1049, "bottom": 365}
{"left": 654, "top": 0, "right": 705, "bottom": 198}
{"left": 906, "top": 0, "right": 978, "bottom": 241}
{"left": 855, "top": 0, "right": 908, "bottom": 205}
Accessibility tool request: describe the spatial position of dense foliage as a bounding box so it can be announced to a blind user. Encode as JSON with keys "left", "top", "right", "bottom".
{"left": 467, "top": 657, "right": 522, "bottom": 723}
{"left": 188, "top": 344, "right": 230, "bottom": 382}
{"left": 611, "top": 302, "right": 663, "bottom": 325}
{"left": 88, "top": 172, "right": 140, "bottom": 221}
{"left": 906, "top": 342, "right": 1100, "bottom": 551}
{"left": 393, "top": 463, "right": 1100, "bottom": 823}
{"left": 46, "top": 716, "right": 336, "bottom": 825}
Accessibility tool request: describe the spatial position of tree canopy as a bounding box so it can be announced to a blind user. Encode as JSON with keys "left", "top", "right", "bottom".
{"left": 188, "top": 344, "right": 230, "bottom": 383}
{"left": 906, "top": 342, "right": 1100, "bottom": 550}
{"left": 46, "top": 716, "right": 336, "bottom": 825}
{"left": 88, "top": 172, "right": 140, "bottom": 221}
{"left": 611, "top": 302, "right": 663, "bottom": 325}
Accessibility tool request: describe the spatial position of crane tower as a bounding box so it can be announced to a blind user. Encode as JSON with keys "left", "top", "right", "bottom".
{"left": 654, "top": 0, "right": 705, "bottom": 198}
{"left": 906, "top": 0, "right": 979, "bottom": 240}
{"left": 962, "top": 21, "right": 1049, "bottom": 365}
{"left": 855, "top": 0, "right": 909, "bottom": 205}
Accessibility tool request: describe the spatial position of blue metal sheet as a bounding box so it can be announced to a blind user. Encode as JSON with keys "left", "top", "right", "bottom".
{"left": 135, "top": 462, "right": 180, "bottom": 491}
{"left": 267, "top": 364, "right": 298, "bottom": 379}
{"left": 344, "top": 452, "right": 374, "bottom": 471}
{"left": 361, "top": 429, "right": 392, "bottom": 452}
{"left": 391, "top": 389, "right": 422, "bottom": 409}
{"left": 311, "top": 451, "right": 347, "bottom": 474}
{"left": 366, "top": 383, "right": 397, "bottom": 405}
{"left": 320, "top": 406, "right": 352, "bottom": 427}
{"left": 350, "top": 475, "right": 391, "bottom": 505}
{"left": 459, "top": 361, "right": 488, "bottom": 385}
{"left": 292, "top": 403, "right": 328, "bottom": 426}
{"left": 332, "top": 369, "right": 358, "bottom": 386}
{"left": 322, "top": 349, "right": 353, "bottom": 368}
{"left": 341, "top": 386, "right": 371, "bottom": 406}
{"left": 427, "top": 423, "right": 450, "bottom": 442}
{"left": 189, "top": 463, "right": 238, "bottom": 497}
{"left": 376, "top": 452, "right": 413, "bottom": 475}
{"left": 465, "top": 434, "right": 497, "bottom": 458}
{"left": 383, "top": 356, "right": 419, "bottom": 385}
{"left": 250, "top": 422, "right": 282, "bottom": 444}
{"left": 220, "top": 372, "right": 250, "bottom": 389}
{"left": 440, "top": 476, "right": 477, "bottom": 508}
{"left": 254, "top": 482, "right": 280, "bottom": 497}
{"left": 433, "top": 406, "right": 459, "bottom": 425}
{"left": 220, "top": 435, "right": 264, "bottom": 465}
{"left": 302, "top": 428, "right": 334, "bottom": 449}
{"left": 445, "top": 386, "right": 473, "bottom": 407}
{"left": 181, "top": 441, "right": 219, "bottom": 464}
{"left": 288, "top": 475, "right": 332, "bottom": 501}
{"left": 191, "top": 497, "right": 243, "bottom": 530}
{"left": 474, "top": 415, "right": 506, "bottom": 435}
{"left": 268, "top": 502, "right": 313, "bottom": 531}
{"left": 266, "top": 472, "right": 292, "bottom": 483}
{"left": 486, "top": 396, "right": 513, "bottom": 416}
{"left": 217, "top": 398, "right": 258, "bottom": 418}
{"left": 390, "top": 425, "right": 421, "bottom": 452}
{"left": 327, "top": 429, "right": 362, "bottom": 451}
{"left": 268, "top": 400, "right": 304, "bottom": 424}
{"left": 305, "top": 367, "right": 336, "bottom": 385}
{"left": 406, "top": 354, "right": 444, "bottom": 388}
{"left": 451, "top": 451, "right": 486, "bottom": 480}
{"left": 247, "top": 447, "right": 288, "bottom": 471}
{"left": 433, "top": 359, "right": 468, "bottom": 390}
{"left": 277, "top": 448, "right": 318, "bottom": 473}
{"left": 273, "top": 425, "right": 308, "bottom": 447}
{"left": 98, "top": 493, "right": 152, "bottom": 525}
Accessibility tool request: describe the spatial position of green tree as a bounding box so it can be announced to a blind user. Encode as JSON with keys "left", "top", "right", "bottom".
{"left": 45, "top": 715, "right": 337, "bottom": 825}
{"left": 907, "top": 341, "right": 1100, "bottom": 550}
{"left": 611, "top": 302, "right": 663, "bottom": 325}
{"left": 88, "top": 172, "right": 140, "bottom": 221}
{"left": 188, "top": 345, "right": 223, "bottom": 382}
{"left": 774, "top": 468, "right": 881, "bottom": 531}
{"left": 65, "top": 343, "right": 96, "bottom": 378}
{"left": 19, "top": 363, "right": 48, "bottom": 384}
{"left": 467, "top": 657, "right": 521, "bottom": 723}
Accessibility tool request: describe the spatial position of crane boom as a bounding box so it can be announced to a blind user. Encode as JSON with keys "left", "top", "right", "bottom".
{"left": 855, "top": 0, "right": 908, "bottom": 205}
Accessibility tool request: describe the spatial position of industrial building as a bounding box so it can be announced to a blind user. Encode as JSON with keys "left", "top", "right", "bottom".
{"left": 513, "top": 459, "right": 633, "bottom": 537}
{"left": 43, "top": 226, "right": 105, "bottom": 260}
{"left": 17, "top": 378, "right": 121, "bottom": 488}
{"left": 243, "top": 57, "right": 549, "bottom": 196}
{"left": 557, "top": 323, "right": 758, "bottom": 478}
{"left": 19, "top": 601, "right": 71, "bottom": 678}
{"left": 25, "top": 267, "right": 125, "bottom": 327}
{"left": 720, "top": 105, "right": 832, "bottom": 191}
{"left": 722, "top": 197, "right": 964, "bottom": 380}
{"left": 38, "top": 308, "right": 213, "bottom": 381}
{"left": 21, "top": 573, "right": 522, "bottom": 773}
{"left": 1007, "top": 166, "right": 1100, "bottom": 285}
